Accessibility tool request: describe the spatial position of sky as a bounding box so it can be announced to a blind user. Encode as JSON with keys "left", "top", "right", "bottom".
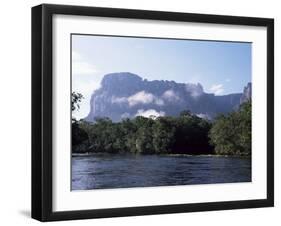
{"left": 72, "top": 34, "right": 252, "bottom": 119}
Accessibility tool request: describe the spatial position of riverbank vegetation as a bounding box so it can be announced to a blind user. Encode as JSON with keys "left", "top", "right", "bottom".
{"left": 72, "top": 93, "right": 251, "bottom": 156}
{"left": 209, "top": 101, "right": 251, "bottom": 156}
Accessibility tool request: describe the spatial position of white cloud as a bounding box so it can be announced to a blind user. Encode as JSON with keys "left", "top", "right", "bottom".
{"left": 72, "top": 51, "right": 97, "bottom": 75}
{"left": 162, "top": 90, "right": 180, "bottom": 101}
{"left": 111, "top": 96, "right": 127, "bottom": 104}
{"left": 129, "top": 91, "right": 164, "bottom": 106}
{"left": 185, "top": 83, "right": 204, "bottom": 98}
{"left": 196, "top": 113, "right": 211, "bottom": 120}
{"left": 135, "top": 109, "right": 165, "bottom": 118}
{"left": 154, "top": 98, "right": 165, "bottom": 106}
{"left": 112, "top": 91, "right": 165, "bottom": 107}
{"left": 121, "top": 112, "right": 131, "bottom": 119}
{"left": 128, "top": 91, "right": 154, "bottom": 106}
{"left": 210, "top": 84, "right": 224, "bottom": 95}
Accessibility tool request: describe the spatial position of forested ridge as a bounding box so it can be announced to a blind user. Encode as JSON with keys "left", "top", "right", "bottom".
{"left": 72, "top": 92, "right": 251, "bottom": 156}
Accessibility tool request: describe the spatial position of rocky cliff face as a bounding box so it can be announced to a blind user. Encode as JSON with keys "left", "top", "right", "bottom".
{"left": 240, "top": 82, "right": 252, "bottom": 104}
{"left": 85, "top": 72, "right": 250, "bottom": 122}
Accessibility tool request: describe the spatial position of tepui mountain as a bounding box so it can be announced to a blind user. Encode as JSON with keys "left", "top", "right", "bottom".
{"left": 85, "top": 72, "right": 251, "bottom": 122}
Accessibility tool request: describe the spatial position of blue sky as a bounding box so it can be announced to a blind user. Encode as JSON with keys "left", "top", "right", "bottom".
{"left": 72, "top": 34, "right": 251, "bottom": 119}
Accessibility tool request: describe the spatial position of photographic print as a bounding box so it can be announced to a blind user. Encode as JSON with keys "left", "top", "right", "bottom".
{"left": 71, "top": 34, "right": 252, "bottom": 190}
{"left": 32, "top": 4, "right": 273, "bottom": 221}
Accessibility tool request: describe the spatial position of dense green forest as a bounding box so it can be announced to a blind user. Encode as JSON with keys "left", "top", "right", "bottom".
{"left": 209, "top": 101, "right": 251, "bottom": 156}
{"left": 72, "top": 93, "right": 251, "bottom": 156}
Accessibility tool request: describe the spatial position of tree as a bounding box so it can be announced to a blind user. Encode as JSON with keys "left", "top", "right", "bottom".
{"left": 180, "top": 110, "right": 192, "bottom": 117}
{"left": 209, "top": 101, "right": 251, "bottom": 156}
{"left": 72, "top": 120, "right": 89, "bottom": 152}
{"left": 236, "top": 101, "right": 251, "bottom": 155}
{"left": 152, "top": 117, "right": 175, "bottom": 154}
{"left": 71, "top": 92, "right": 89, "bottom": 152}
{"left": 72, "top": 110, "right": 214, "bottom": 155}
{"left": 172, "top": 113, "right": 213, "bottom": 154}
{"left": 71, "top": 92, "right": 83, "bottom": 112}
{"left": 71, "top": 104, "right": 251, "bottom": 157}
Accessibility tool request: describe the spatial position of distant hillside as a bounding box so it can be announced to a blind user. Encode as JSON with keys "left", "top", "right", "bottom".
{"left": 85, "top": 72, "right": 251, "bottom": 122}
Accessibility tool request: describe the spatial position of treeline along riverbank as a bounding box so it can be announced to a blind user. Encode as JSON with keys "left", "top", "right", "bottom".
{"left": 72, "top": 100, "right": 251, "bottom": 156}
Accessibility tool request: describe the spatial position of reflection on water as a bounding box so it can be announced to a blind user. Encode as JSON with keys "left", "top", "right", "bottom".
{"left": 71, "top": 154, "right": 251, "bottom": 190}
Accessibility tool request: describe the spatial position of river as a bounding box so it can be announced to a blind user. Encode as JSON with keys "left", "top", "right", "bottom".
{"left": 72, "top": 154, "right": 251, "bottom": 190}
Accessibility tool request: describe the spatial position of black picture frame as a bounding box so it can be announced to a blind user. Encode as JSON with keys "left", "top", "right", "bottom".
{"left": 32, "top": 3, "right": 274, "bottom": 222}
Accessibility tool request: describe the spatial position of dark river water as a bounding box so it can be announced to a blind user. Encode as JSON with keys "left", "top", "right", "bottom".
{"left": 72, "top": 154, "right": 251, "bottom": 190}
